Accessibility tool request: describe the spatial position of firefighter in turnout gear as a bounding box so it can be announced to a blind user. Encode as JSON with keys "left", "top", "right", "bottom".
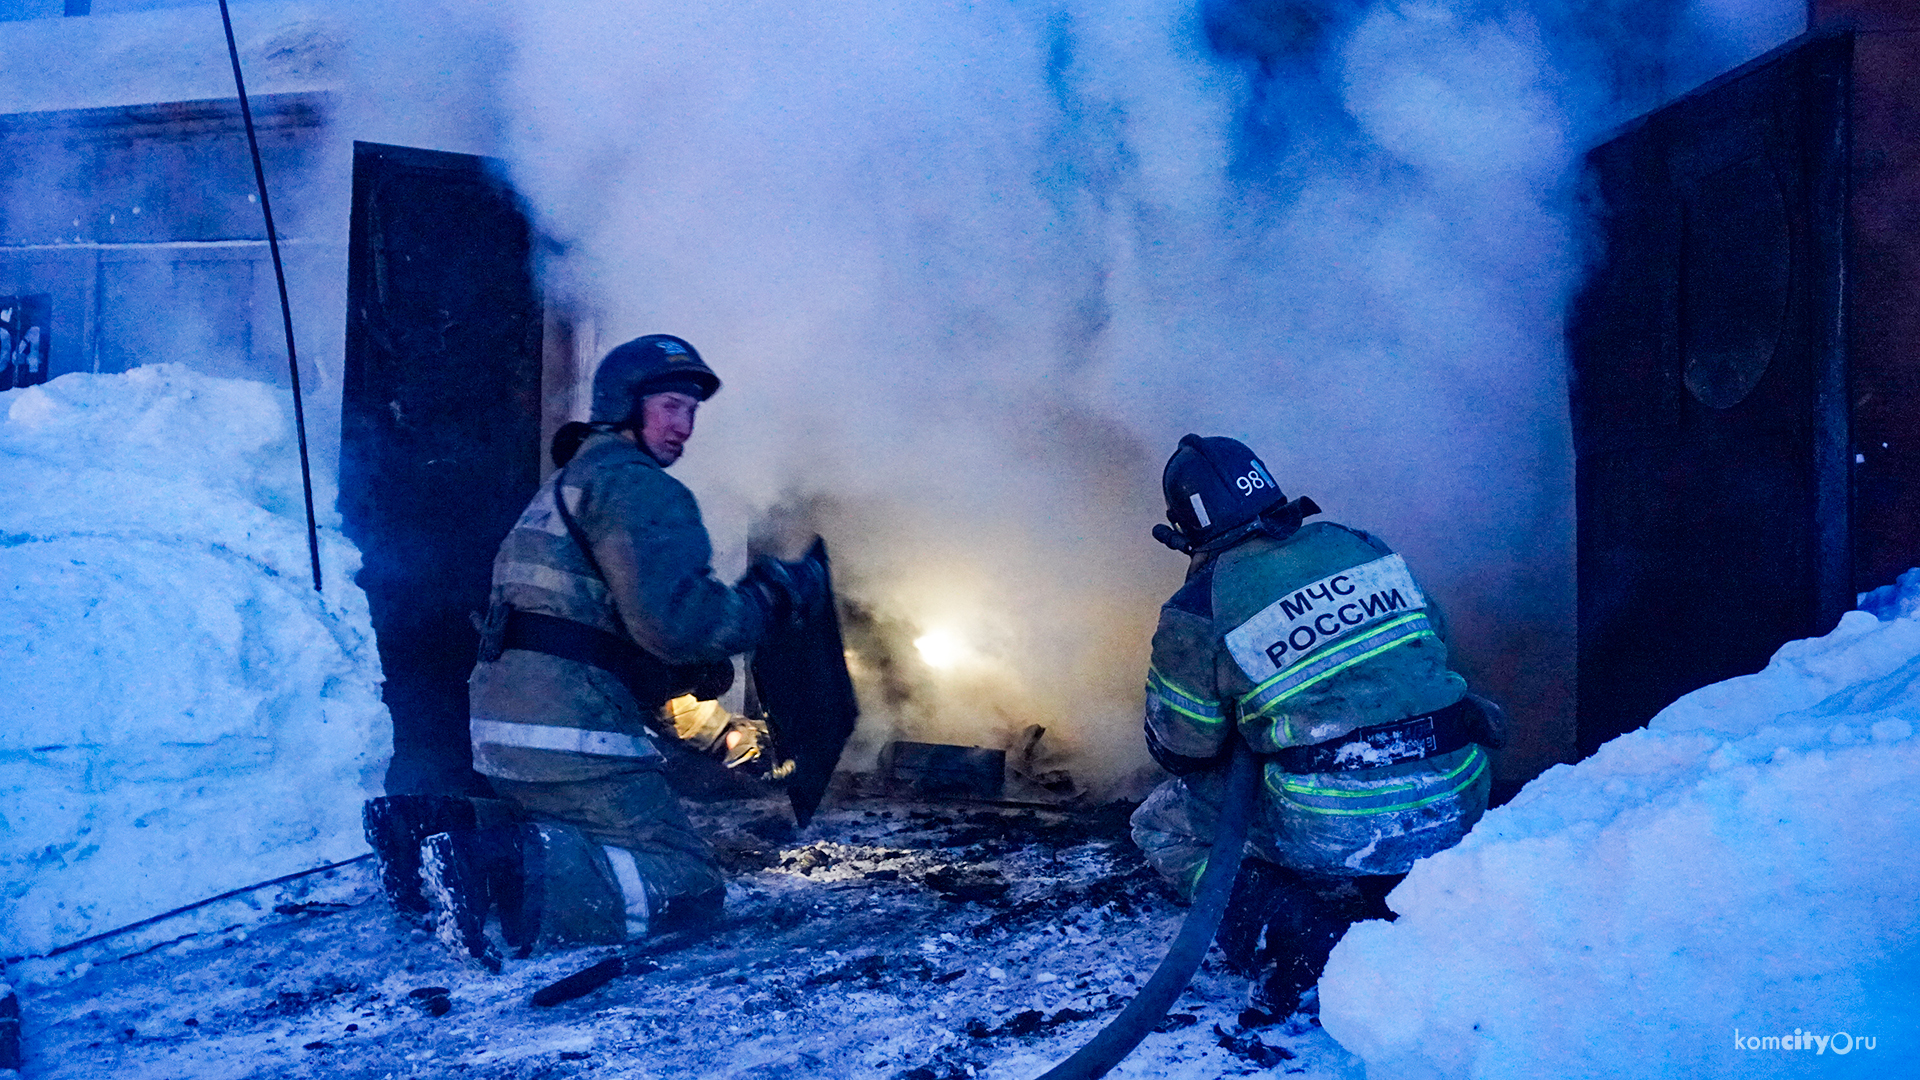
{"left": 1130, "top": 434, "right": 1502, "bottom": 1019}
{"left": 365, "top": 335, "right": 822, "bottom": 970}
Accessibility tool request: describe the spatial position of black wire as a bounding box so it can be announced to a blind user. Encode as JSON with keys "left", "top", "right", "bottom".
{"left": 30, "top": 854, "right": 373, "bottom": 960}
{"left": 217, "top": 0, "right": 324, "bottom": 593}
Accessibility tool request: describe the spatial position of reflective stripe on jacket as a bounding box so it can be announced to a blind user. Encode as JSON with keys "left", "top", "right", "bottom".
{"left": 468, "top": 431, "right": 764, "bottom": 783}
{"left": 470, "top": 718, "right": 656, "bottom": 759}
{"left": 1140, "top": 520, "right": 1486, "bottom": 875}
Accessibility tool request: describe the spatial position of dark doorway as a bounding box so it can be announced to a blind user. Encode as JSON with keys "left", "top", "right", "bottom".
{"left": 1569, "top": 34, "right": 1850, "bottom": 757}
{"left": 342, "top": 142, "right": 544, "bottom": 795}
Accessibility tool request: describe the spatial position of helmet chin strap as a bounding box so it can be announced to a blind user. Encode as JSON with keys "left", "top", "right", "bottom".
{"left": 1153, "top": 496, "right": 1322, "bottom": 556}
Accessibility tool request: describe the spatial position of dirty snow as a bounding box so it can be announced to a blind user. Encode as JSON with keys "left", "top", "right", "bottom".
{"left": 10, "top": 797, "right": 1360, "bottom": 1079}
{"left": 1321, "top": 572, "right": 1920, "bottom": 1078}
{"left": 0, "top": 366, "right": 388, "bottom": 959}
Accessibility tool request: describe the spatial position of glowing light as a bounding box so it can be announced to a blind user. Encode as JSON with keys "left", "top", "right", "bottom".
{"left": 913, "top": 629, "right": 970, "bottom": 670}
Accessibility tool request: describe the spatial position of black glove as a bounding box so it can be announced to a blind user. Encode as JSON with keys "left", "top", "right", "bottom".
{"left": 738, "top": 549, "right": 828, "bottom": 627}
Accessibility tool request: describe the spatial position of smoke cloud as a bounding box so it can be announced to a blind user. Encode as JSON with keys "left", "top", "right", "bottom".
{"left": 473, "top": 0, "right": 1800, "bottom": 792}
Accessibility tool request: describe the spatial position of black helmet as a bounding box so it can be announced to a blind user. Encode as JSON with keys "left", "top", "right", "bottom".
{"left": 589, "top": 334, "right": 721, "bottom": 425}
{"left": 1157, "top": 434, "right": 1287, "bottom": 550}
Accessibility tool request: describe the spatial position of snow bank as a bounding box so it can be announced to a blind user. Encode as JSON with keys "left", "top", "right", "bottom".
{"left": 0, "top": 366, "right": 388, "bottom": 961}
{"left": 1319, "top": 574, "right": 1920, "bottom": 1077}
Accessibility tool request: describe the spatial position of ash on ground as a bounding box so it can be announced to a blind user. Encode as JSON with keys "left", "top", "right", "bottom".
{"left": 14, "top": 797, "right": 1363, "bottom": 1079}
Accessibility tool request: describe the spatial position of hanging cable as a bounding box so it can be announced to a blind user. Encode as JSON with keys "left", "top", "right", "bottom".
{"left": 218, "top": 0, "right": 323, "bottom": 593}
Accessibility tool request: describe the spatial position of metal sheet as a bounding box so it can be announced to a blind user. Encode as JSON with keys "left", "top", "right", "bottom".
{"left": 750, "top": 538, "right": 861, "bottom": 827}
{"left": 341, "top": 141, "right": 544, "bottom": 795}
{"left": 1568, "top": 33, "right": 1851, "bottom": 757}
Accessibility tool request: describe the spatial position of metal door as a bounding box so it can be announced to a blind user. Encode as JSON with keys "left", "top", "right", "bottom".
{"left": 1568, "top": 34, "right": 1849, "bottom": 756}
{"left": 341, "top": 142, "right": 543, "bottom": 794}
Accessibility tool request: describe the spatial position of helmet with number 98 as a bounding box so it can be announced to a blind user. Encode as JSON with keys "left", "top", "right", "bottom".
{"left": 1158, "top": 434, "right": 1286, "bottom": 550}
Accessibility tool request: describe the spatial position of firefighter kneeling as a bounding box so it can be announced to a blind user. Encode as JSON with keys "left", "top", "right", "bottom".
{"left": 1130, "top": 435, "right": 1505, "bottom": 1020}
{"left": 362, "top": 334, "right": 815, "bottom": 970}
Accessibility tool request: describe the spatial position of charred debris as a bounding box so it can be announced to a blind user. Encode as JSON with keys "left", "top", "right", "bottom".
{"left": 11, "top": 746, "right": 1339, "bottom": 1079}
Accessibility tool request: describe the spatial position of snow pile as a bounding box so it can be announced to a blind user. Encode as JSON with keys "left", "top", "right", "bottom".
{"left": 1319, "top": 575, "right": 1920, "bottom": 1077}
{"left": 0, "top": 366, "right": 388, "bottom": 961}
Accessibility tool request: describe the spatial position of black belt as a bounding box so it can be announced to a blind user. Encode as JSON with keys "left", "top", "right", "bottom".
{"left": 1272, "top": 697, "right": 1474, "bottom": 774}
{"left": 502, "top": 609, "right": 691, "bottom": 709}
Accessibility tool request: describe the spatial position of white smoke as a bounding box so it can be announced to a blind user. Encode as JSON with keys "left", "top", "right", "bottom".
{"left": 466, "top": 0, "right": 1802, "bottom": 791}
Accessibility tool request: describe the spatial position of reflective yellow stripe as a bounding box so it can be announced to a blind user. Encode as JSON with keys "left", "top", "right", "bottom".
{"left": 1148, "top": 667, "right": 1225, "bottom": 727}
{"left": 1267, "top": 747, "right": 1487, "bottom": 817}
{"left": 1240, "top": 615, "right": 1433, "bottom": 719}
{"left": 1184, "top": 858, "right": 1209, "bottom": 897}
{"left": 1270, "top": 743, "right": 1484, "bottom": 796}
{"left": 1158, "top": 698, "right": 1226, "bottom": 727}
{"left": 495, "top": 559, "right": 609, "bottom": 604}
{"left": 1246, "top": 613, "right": 1426, "bottom": 701}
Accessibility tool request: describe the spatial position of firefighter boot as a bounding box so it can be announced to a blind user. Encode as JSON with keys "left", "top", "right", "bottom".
{"left": 419, "top": 827, "right": 529, "bottom": 973}
{"left": 1218, "top": 860, "right": 1346, "bottom": 1022}
{"left": 1217, "top": 857, "right": 1293, "bottom": 976}
{"left": 1245, "top": 871, "right": 1405, "bottom": 1022}
{"left": 363, "top": 795, "right": 478, "bottom": 915}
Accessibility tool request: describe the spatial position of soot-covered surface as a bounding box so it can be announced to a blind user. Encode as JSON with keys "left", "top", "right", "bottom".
{"left": 13, "top": 798, "right": 1362, "bottom": 1079}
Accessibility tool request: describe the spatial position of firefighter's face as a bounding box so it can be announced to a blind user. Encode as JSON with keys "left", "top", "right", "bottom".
{"left": 638, "top": 391, "right": 699, "bottom": 465}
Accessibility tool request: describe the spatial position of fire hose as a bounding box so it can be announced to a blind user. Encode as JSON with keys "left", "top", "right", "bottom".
{"left": 533, "top": 735, "right": 1263, "bottom": 1071}
{"left": 1028, "top": 737, "right": 1258, "bottom": 1080}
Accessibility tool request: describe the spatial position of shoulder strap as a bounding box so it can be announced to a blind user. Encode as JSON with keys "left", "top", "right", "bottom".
{"left": 551, "top": 460, "right": 600, "bottom": 578}
{"left": 551, "top": 457, "right": 642, "bottom": 647}
{"left": 1167, "top": 560, "right": 1216, "bottom": 617}
{"left": 533, "top": 458, "right": 704, "bottom": 714}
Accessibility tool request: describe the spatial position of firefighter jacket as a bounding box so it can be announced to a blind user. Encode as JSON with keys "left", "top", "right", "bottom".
{"left": 468, "top": 430, "right": 766, "bottom": 782}
{"left": 1143, "top": 520, "right": 1490, "bottom": 876}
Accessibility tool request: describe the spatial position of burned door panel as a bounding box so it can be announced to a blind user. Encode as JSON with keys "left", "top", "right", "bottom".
{"left": 1569, "top": 34, "right": 1849, "bottom": 757}
{"left": 1680, "top": 156, "right": 1792, "bottom": 409}
{"left": 342, "top": 142, "right": 543, "bottom": 795}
